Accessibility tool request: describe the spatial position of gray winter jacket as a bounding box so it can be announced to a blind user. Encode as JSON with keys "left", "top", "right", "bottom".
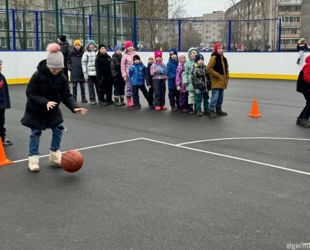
{"left": 82, "top": 42, "right": 98, "bottom": 78}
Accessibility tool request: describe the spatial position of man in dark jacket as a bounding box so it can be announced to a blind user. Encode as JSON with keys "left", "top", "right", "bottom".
{"left": 95, "top": 44, "right": 113, "bottom": 105}
{"left": 22, "top": 43, "right": 87, "bottom": 172}
{"left": 68, "top": 40, "right": 87, "bottom": 103}
{"left": 58, "top": 35, "right": 70, "bottom": 78}
{"left": 0, "top": 60, "right": 12, "bottom": 146}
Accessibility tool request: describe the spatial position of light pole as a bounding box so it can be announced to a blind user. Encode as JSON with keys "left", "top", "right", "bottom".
{"left": 5, "top": 0, "right": 10, "bottom": 50}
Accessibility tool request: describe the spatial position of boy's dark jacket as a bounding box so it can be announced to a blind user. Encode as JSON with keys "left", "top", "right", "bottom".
{"left": 21, "top": 60, "right": 78, "bottom": 130}
{"left": 0, "top": 73, "right": 11, "bottom": 109}
{"left": 110, "top": 53, "right": 123, "bottom": 81}
{"left": 95, "top": 53, "right": 112, "bottom": 82}
{"left": 192, "top": 63, "right": 211, "bottom": 91}
{"left": 145, "top": 63, "right": 153, "bottom": 86}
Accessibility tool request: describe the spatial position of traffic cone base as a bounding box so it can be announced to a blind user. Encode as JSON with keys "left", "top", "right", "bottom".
{"left": 0, "top": 137, "right": 13, "bottom": 167}
{"left": 249, "top": 99, "right": 262, "bottom": 118}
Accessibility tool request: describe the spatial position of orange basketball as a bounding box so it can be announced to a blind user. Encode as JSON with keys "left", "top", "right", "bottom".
{"left": 61, "top": 150, "right": 84, "bottom": 173}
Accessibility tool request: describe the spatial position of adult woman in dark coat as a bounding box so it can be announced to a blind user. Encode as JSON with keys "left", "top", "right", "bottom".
{"left": 21, "top": 43, "right": 87, "bottom": 172}
{"left": 0, "top": 59, "right": 12, "bottom": 146}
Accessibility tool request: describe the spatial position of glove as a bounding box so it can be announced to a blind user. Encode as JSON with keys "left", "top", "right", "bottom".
{"left": 177, "top": 86, "right": 182, "bottom": 91}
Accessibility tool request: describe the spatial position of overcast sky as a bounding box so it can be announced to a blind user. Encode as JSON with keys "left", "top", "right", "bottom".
{"left": 184, "top": 0, "right": 236, "bottom": 17}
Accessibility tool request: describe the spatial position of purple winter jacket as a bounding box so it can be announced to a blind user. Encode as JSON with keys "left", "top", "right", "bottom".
{"left": 176, "top": 62, "right": 187, "bottom": 92}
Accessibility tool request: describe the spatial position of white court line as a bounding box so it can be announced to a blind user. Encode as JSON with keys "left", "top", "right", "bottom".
{"left": 177, "top": 137, "right": 310, "bottom": 146}
{"left": 13, "top": 138, "right": 144, "bottom": 164}
{"left": 140, "top": 138, "right": 310, "bottom": 177}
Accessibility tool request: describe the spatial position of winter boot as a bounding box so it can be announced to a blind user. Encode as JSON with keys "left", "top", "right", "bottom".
{"left": 28, "top": 155, "right": 40, "bottom": 172}
{"left": 81, "top": 96, "right": 88, "bottom": 103}
{"left": 114, "top": 96, "right": 122, "bottom": 106}
{"left": 216, "top": 108, "right": 228, "bottom": 116}
{"left": 48, "top": 150, "right": 62, "bottom": 166}
{"left": 209, "top": 110, "right": 217, "bottom": 118}
{"left": 197, "top": 111, "right": 203, "bottom": 117}
{"left": 120, "top": 96, "right": 126, "bottom": 106}
{"left": 155, "top": 106, "right": 161, "bottom": 111}
{"left": 296, "top": 117, "right": 303, "bottom": 125}
{"left": 127, "top": 97, "right": 133, "bottom": 108}
{"left": 204, "top": 109, "right": 211, "bottom": 117}
{"left": 299, "top": 119, "right": 310, "bottom": 128}
{"left": 161, "top": 106, "right": 168, "bottom": 110}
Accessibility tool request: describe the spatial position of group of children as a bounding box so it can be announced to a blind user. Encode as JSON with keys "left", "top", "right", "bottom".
{"left": 68, "top": 39, "right": 230, "bottom": 117}
{"left": 0, "top": 37, "right": 309, "bottom": 173}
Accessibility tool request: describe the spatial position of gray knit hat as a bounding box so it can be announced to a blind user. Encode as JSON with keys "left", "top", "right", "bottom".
{"left": 46, "top": 43, "right": 64, "bottom": 68}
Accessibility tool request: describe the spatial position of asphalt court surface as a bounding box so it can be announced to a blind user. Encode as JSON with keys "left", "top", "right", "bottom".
{"left": 1, "top": 79, "right": 310, "bottom": 250}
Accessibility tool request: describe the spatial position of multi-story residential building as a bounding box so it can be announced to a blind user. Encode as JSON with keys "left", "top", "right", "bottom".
{"left": 202, "top": 11, "right": 225, "bottom": 49}
{"left": 225, "top": 0, "right": 306, "bottom": 51}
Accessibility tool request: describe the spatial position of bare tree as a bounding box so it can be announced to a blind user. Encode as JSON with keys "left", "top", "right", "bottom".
{"left": 181, "top": 22, "right": 201, "bottom": 51}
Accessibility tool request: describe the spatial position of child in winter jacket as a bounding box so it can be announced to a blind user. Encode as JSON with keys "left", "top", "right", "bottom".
{"left": 121, "top": 40, "right": 136, "bottom": 107}
{"left": 296, "top": 55, "right": 310, "bottom": 127}
{"left": 95, "top": 44, "right": 113, "bottom": 106}
{"left": 82, "top": 40, "right": 99, "bottom": 104}
{"left": 111, "top": 45, "right": 126, "bottom": 106}
{"left": 297, "top": 38, "right": 309, "bottom": 65}
{"left": 145, "top": 55, "right": 155, "bottom": 107}
{"left": 151, "top": 51, "right": 167, "bottom": 111}
{"left": 166, "top": 48, "right": 180, "bottom": 112}
{"left": 129, "top": 55, "right": 152, "bottom": 109}
{"left": 192, "top": 54, "right": 210, "bottom": 117}
{"left": 21, "top": 43, "right": 87, "bottom": 172}
{"left": 0, "top": 60, "right": 12, "bottom": 146}
{"left": 176, "top": 53, "right": 188, "bottom": 112}
{"left": 183, "top": 47, "right": 199, "bottom": 114}
{"left": 207, "top": 42, "right": 229, "bottom": 118}
{"left": 68, "top": 40, "right": 87, "bottom": 103}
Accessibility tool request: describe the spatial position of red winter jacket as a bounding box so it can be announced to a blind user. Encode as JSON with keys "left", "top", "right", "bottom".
{"left": 303, "top": 56, "right": 310, "bottom": 83}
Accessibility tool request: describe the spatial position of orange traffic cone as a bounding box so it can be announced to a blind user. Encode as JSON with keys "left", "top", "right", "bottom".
{"left": 0, "top": 138, "right": 13, "bottom": 167}
{"left": 249, "top": 99, "right": 262, "bottom": 118}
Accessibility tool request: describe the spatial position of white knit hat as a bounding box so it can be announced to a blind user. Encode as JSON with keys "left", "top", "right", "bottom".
{"left": 46, "top": 43, "right": 64, "bottom": 68}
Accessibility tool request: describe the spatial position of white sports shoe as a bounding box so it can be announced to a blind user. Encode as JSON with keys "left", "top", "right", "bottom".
{"left": 28, "top": 155, "right": 40, "bottom": 172}
{"left": 48, "top": 150, "right": 62, "bottom": 166}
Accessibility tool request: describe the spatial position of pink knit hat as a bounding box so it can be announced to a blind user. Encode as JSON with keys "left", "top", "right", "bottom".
{"left": 154, "top": 50, "right": 162, "bottom": 59}
{"left": 124, "top": 41, "right": 133, "bottom": 49}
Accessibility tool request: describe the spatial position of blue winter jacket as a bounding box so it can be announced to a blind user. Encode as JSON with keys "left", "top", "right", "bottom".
{"left": 166, "top": 58, "right": 178, "bottom": 89}
{"left": 129, "top": 63, "right": 146, "bottom": 86}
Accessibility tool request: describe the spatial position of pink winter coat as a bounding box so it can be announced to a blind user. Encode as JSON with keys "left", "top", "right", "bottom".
{"left": 121, "top": 50, "right": 135, "bottom": 79}
{"left": 176, "top": 62, "right": 187, "bottom": 92}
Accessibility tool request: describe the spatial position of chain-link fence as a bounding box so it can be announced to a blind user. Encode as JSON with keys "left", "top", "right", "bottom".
{"left": 0, "top": 5, "right": 282, "bottom": 52}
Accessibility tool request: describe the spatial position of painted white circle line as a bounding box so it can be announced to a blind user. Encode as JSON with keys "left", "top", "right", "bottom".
{"left": 176, "top": 137, "right": 310, "bottom": 146}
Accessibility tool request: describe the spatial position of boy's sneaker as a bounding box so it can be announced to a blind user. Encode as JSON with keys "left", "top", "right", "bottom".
{"left": 299, "top": 118, "right": 310, "bottom": 128}
{"left": 90, "top": 101, "right": 97, "bottom": 105}
{"left": 216, "top": 109, "right": 228, "bottom": 116}
{"left": 197, "top": 111, "right": 203, "bottom": 117}
{"left": 2, "top": 138, "right": 13, "bottom": 146}
{"left": 171, "top": 107, "right": 179, "bottom": 112}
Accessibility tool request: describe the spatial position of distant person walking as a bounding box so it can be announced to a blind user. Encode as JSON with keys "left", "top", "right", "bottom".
{"left": 297, "top": 38, "right": 308, "bottom": 65}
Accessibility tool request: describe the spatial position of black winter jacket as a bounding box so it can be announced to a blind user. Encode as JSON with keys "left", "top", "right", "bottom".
{"left": 59, "top": 41, "right": 70, "bottom": 67}
{"left": 21, "top": 60, "right": 78, "bottom": 130}
{"left": 68, "top": 47, "right": 85, "bottom": 82}
{"left": 0, "top": 73, "right": 11, "bottom": 109}
{"left": 110, "top": 53, "right": 123, "bottom": 81}
{"left": 95, "top": 53, "right": 112, "bottom": 83}
{"left": 297, "top": 71, "right": 310, "bottom": 93}
{"left": 145, "top": 63, "right": 153, "bottom": 86}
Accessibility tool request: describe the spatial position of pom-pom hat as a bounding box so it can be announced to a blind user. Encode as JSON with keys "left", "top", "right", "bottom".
{"left": 74, "top": 40, "right": 81, "bottom": 46}
{"left": 46, "top": 43, "right": 64, "bottom": 69}
{"left": 154, "top": 50, "right": 163, "bottom": 59}
{"left": 125, "top": 41, "right": 133, "bottom": 49}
